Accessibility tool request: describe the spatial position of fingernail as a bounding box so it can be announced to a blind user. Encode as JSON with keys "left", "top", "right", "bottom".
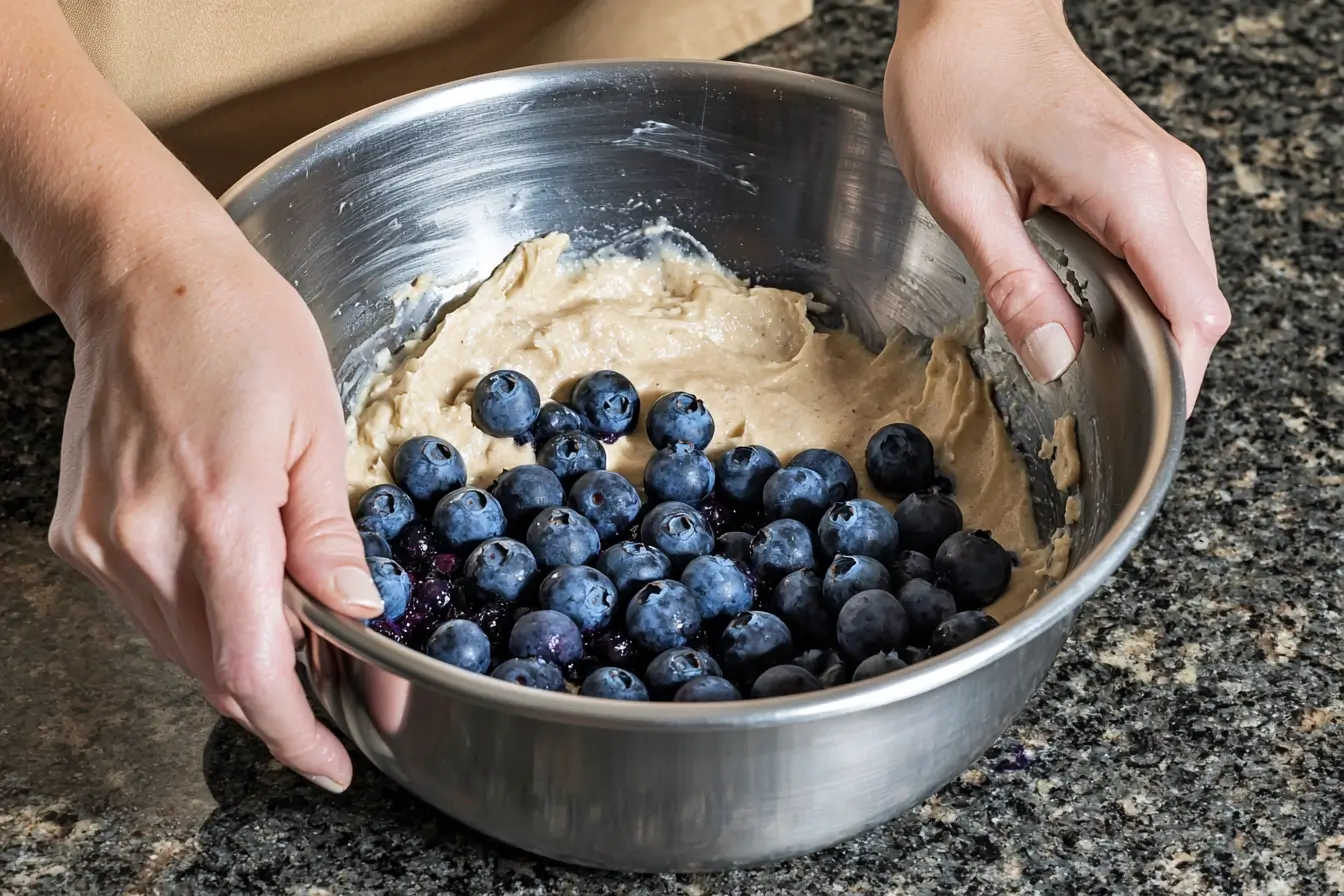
{"left": 305, "top": 773, "right": 349, "bottom": 794}
{"left": 334, "top": 566, "right": 384, "bottom": 614}
{"left": 1021, "top": 322, "right": 1076, "bottom": 383}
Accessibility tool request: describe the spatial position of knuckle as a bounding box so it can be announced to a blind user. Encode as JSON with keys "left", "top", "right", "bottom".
{"left": 1192, "top": 301, "right": 1232, "bottom": 344}
{"left": 214, "top": 653, "right": 271, "bottom": 704}
{"left": 986, "top": 267, "right": 1060, "bottom": 328}
{"left": 49, "top": 515, "right": 99, "bottom": 567}
{"left": 1113, "top": 134, "right": 1167, "bottom": 186}
{"left": 106, "top": 500, "right": 161, "bottom": 557}
{"left": 1169, "top": 143, "right": 1208, "bottom": 186}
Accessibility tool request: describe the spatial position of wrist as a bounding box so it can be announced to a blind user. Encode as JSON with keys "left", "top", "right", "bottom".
{"left": 897, "top": 0, "right": 1067, "bottom": 31}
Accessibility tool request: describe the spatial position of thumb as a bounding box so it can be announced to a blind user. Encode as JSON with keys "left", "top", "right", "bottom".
{"left": 926, "top": 170, "right": 1083, "bottom": 384}
{"left": 282, "top": 427, "right": 385, "bottom": 619}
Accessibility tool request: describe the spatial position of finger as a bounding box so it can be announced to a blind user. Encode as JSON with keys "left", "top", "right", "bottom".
{"left": 282, "top": 427, "right": 384, "bottom": 619}
{"left": 925, "top": 166, "right": 1084, "bottom": 383}
{"left": 195, "top": 501, "right": 354, "bottom": 793}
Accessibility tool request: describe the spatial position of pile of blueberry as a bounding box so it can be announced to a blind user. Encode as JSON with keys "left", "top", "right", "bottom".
{"left": 354, "top": 368, "right": 1014, "bottom": 702}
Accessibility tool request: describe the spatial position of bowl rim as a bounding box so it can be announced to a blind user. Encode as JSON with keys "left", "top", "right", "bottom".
{"left": 227, "top": 58, "right": 1186, "bottom": 730}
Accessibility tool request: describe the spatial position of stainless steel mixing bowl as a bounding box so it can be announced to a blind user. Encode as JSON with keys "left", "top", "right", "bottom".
{"left": 221, "top": 60, "right": 1184, "bottom": 872}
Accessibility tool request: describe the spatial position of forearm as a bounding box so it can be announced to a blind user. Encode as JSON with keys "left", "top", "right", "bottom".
{"left": 896, "top": 0, "right": 1067, "bottom": 30}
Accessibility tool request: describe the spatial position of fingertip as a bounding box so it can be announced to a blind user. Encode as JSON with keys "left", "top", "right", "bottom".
{"left": 330, "top": 564, "right": 385, "bottom": 618}
{"left": 983, "top": 267, "right": 1083, "bottom": 384}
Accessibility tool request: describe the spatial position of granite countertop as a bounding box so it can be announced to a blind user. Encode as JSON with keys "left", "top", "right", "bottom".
{"left": 2, "top": 1, "right": 1341, "bottom": 893}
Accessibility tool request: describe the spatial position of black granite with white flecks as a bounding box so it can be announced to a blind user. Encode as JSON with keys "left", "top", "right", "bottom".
{"left": 2, "top": 1, "right": 1341, "bottom": 893}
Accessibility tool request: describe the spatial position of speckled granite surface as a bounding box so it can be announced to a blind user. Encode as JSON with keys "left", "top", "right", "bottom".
{"left": 2, "top": 1, "right": 1341, "bottom": 893}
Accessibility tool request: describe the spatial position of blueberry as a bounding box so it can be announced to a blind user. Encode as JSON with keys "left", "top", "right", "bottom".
{"left": 851, "top": 650, "right": 908, "bottom": 682}
{"left": 461, "top": 537, "right": 537, "bottom": 603}
{"left": 899, "top": 645, "right": 931, "bottom": 666}
{"left": 866, "top": 423, "right": 936, "bottom": 497}
{"left": 470, "top": 601, "right": 519, "bottom": 650}
{"left": 356, "top": 484, "right": 417, "bottom": 539}
{"left": 425, "top": 619, "right": 492, "bottom": 673}
{"left": 532, "top": 401, "right": 586, "bottom": 444}
{"left": 673, "top": 676, "right": 742, "bottom": 702}
{"left": 787, "top": 448, "right": 858, "bottom": 504}
{"left": 570, "top": 370, "right": 640, "bottom": 439}
{"left": 680, "top": 554, "right": 754, "bottom": 620}
{"left": 793, "top": 648, "right": 848, "bottom": 687}
{"left": 835, "top": 589, "right": 909, "bottom": 663}
{"left": 537, "top": 431, "right": 607, "bottom": 486}
{"left": 646, "top": 391, "right": 715, "bottom": 450}
{"left": 537, "top": 565, "right": 618, "bottom": 633}
{"left": 821, "top": 554, "right": 891, "bottom": 615}
{"left": 507, "top": 609, "right": 583, "bottom": 665}
{"left": 392, "top": 436, "right": 468, "bottom": 506}
{"left": 761, "top": 466, "right": 829, "bottom": 525}
{"left": 894, "top": 492, "right": 963, "bottom": 557}
{"left": 432, "top": 487, "right": 507, "bottom": 552}
{"left": 929, "top": 610, "right": 1000, "bottom": 654}
{"left": 935, "top": 530, "right": 1013, "bottom": 609}
{"left": 490, "top": 657, "right": 566, "bottom": 691}
{"left": 750, "top": 664, "right": 823, "bottom": 698}
{"left": 361, "top": 528, "right": 393, "bottom": 559}
{"left": 525, "top": 506, "right": 601, "bottom": 568}
{"left": 897, "top": 579, "right": 958, "bottom": 647}
{"left": 567, "top": 470, "right": 642, "bottom": 543}
{"left": 639, "top": 502, "right": 715, "bottom": 570}
{"left": 717, "top": 610, "right": 794, "bottom": 685}
{"left": 644, "top": 442, "right": 715, "bottom": 504}
{"left": 817, "top": 499, "right": 899, "bottom": 563}
{"left": 770, "top": 570, "right": 831, "bottom": 647}
{"left": 890, "top": 550, "right": 936, "bottom": 590}
{"left": 491, "top": 465, "right": 566, "bottom": 527}
{"left": 715, "top": 531, "right": 754, "bottom": 565}
{"left": 588, "top": 630, "right": 643, "bottom": 671}
{"left": 471, "top": 369, "right": 541, "bottom": 438}
{"left": 644, "top": 647, "right": 722, "bottom": 699}
{"left": 625, "top": 579, "right": 702, "bottom": 653}
{"left": 594, "top": 541, "right": 673, "bottom": 602}
{"left": 715, "top": 445, "right": 782, "bottom": 506}
{"left": 748, "top": 519, "right": 816, "bottom": 585}
{"left": 390, "top": 520, "right": 439, "bottom": 573}
{"left": 579, "top": 667, "right": 650, "bottom": 700}
{"left": 367, "top": 557, "right": 412, "bottom": 620}
{"left": 562, "top": 655, "right": 601, "bottom": 685}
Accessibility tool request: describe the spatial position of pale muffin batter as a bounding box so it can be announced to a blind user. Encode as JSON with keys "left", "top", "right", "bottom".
{"left": 347, "top": 232, "right": 1072, "bottom": 620}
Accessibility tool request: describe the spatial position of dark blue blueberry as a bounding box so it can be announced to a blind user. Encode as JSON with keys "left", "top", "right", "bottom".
{"left": 507, "top": 609, "right": 583, "bottom": 666}
{"left": 894, "top": 492, "right": 963, "bottom": 557}
{"left": 525, "top": 506, "right": 601, "bottom": 568}
{"left": 836, "top": 589, "right": 909, "bottom": 663}
{"left": 390, "top": 521, "right": 439, "bottom": 573}
{"left": 715, "top": 445, "right": 782, "bottom": 506}
{"left": 935, "top": 530, "right": 1013, "bottom": 610}
{"left": 471, "top": 369, "right": 541, "bottom": 438}
{"left": 470, "top": 601, "right": 518, "bottom": 650}
{"left": 821, "top": 554, "right": 891, "bottom": 615}
{"left": 646, "top": 391, "right": 715, "bottom": 450}
{"left": 899, "top": 645, "right": 931, "bottom": 666}
{"left": 490, "top": 657, "right": 566, "bottom": 691}
{"left": 717, "top": 610, "right": 794, "bottom": 685}
{"left": 432, "top": 487, "right": 507, "bottom": 553}
{"left": 929, "top": 610, "right": 1000, "bottom": 654}
{"left": 715, "top": 531, "right": 754, "bottom": 565}
{"left": 532, "top": 401, "right": 586, "bottom": 444}
{"left": 749, "top": 664, "right": 823, "bottom": 699}
{"left": 491, "top": 465, "right": 566, "bottom": 528}
{"left": 361, "top": 528, "right": 393, "bottom": 559}
{"left": 770, "top": 569, "right": 831, "bottom": 647}
{"left": 673, "top": 676, "right": 742, "bottom": 702}
{"left": 748, "top": 519, "right": 816, "bottom": 585}
{"left": 594, "top": 541, "right": 673, "bottom": 602}
{"left": 392, "top": 436, "right": 467, "bottom": 506}
{"left": 567, "top": 470, "right": 642, "bottom": 543}
{"left": 407, "top": 577, "right": 460, "bottom": 622}
{"left": 680, "top": 554, "right": 754, "bottom": 620}
{"left": 897, "top": 579, "right": 958, "bottom": 647}
{"left": 793, "top": 648, "right": 848, "bottom": 687}
{"left": 588, "top": 630, "right": 643, "bottom": 671}
{"left": 866, "top": 423, "right": 936, "bottom": 497}
{"left": 787, "top": 448, "right": 858, "bottom": 505}
{"left": 425, "top": 619, "right": 492, "bottom": 673}
{"left": 890, "top": 550, "right": 936, "bottom": 590}
{"left": 851, "top": 650, "right": 909, "bottom": 682}
{"left": 356, "top": 484, "right": 416, "bottom": 539}
{"left": 461, "top": 537, "right": 537, "bottom": 603}
{"left": 537, "top": 431, "right": 607, "bottom": 486}
{"left": 561, "top": 654, "right": 601, "bottom": 685}
{"left": 644, "top": 647, "right": 722, "bottom": 699}
{"left": 579, "top": 667, "right": 649, "bottom": 701}
{"left": 537, "top": 565, "right": 618, "bottom": 633}
{"left": 644, "top": 442, "right": 715, "bottom": 505}
{"left": 817, "top": 499, "right": 900, "bottom": 563}
{"left": 625, "top": 580, "right": 702, "bottom": 653}
{"left": 639, "top": 502, "right": 715, "bottom": 570}
{"left": 570, "top": 370, "right": 640, "bottom": 439}
{"left": 761, "top": 466, "right": 829, "bottom": 525}
{"left": 367, "top": 557, "right": 412, "bottom": 620}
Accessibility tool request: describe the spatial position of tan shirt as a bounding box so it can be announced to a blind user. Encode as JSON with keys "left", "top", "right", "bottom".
{"left": 0, "top": 0, "right": 811, "bottom": 330}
